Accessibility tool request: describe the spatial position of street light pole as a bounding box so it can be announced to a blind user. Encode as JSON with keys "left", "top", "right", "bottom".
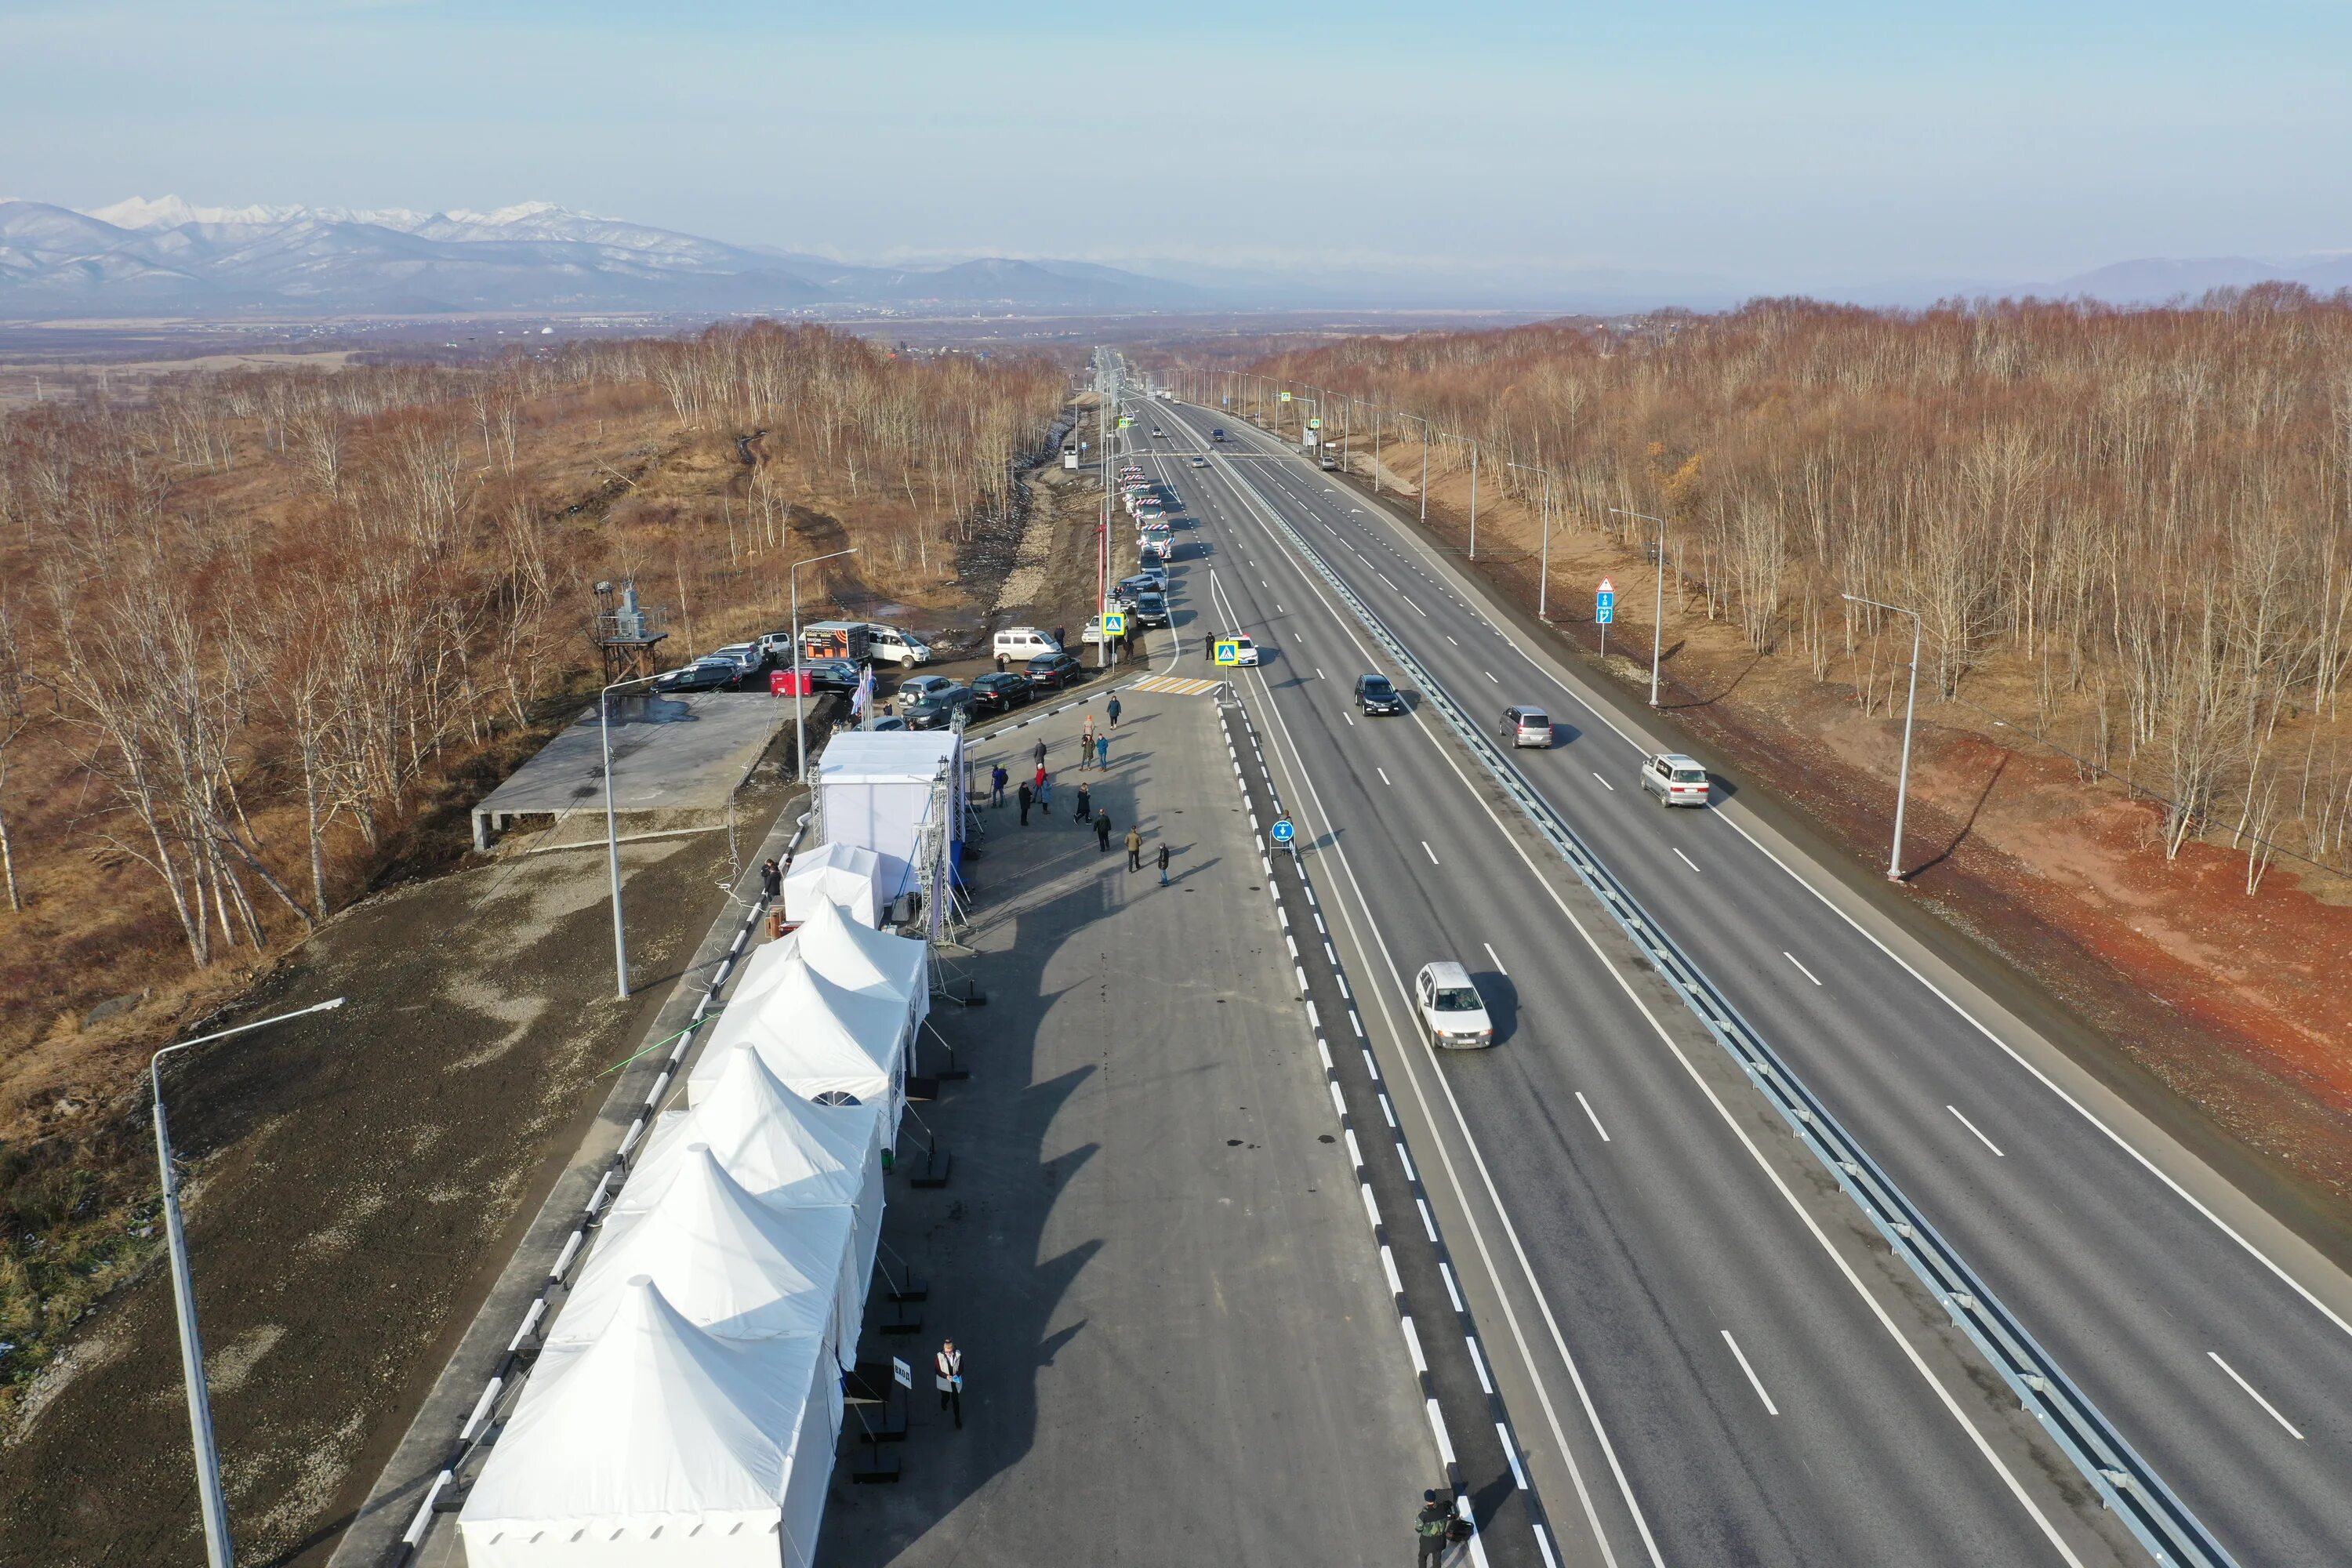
{"left": 789, "top": 546, "right": 859, "bottom": 784}
{"left": 1843, "top": 593, "right": 1923, "bottom": 881}
{"left": 154, "top": 995, "right": 347, "bottom": 1568}
{"left": 1468, "top": 442, "right": 1479, "bottom": 559}
{"left": 600, "top": 670, "right": 665, "bottom": 1000}
{"left": 1507, "top": 462, "right": 1555, "bottom": 619}
{"left": 1611, "top": 508, "right": 1671, "bottom": 707}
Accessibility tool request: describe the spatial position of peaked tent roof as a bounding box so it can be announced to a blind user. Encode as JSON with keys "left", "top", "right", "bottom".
{"left": 460, "top": 1276, "right": 823, "bottom": 1527}
{"left": 553, "top": 1146, "right": 854, "bottom": 1346}
{"left": 688, "top": 948, "right": 907, "bottom": 1106}
{"left": 791, "top": 892, "right": 927, "bottom": 1011}
{"left": 781, "top": 840, "right": 880, "bottom": 927}
{"left": 622, "top": 1046, "right": 880, "bottom": 1214}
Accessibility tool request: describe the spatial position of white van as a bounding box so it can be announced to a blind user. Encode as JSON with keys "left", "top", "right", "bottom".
{"left": 993, "top": 626, "right": 1062, "bottom": 661}
{"left": 863, "top": 623, "right": 934, "bottom": 668}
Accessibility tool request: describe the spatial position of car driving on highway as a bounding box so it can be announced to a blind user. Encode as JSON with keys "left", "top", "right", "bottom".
{"left": 1502, "top": 706, "right": 1553, "bottom": 747}
{"left": 1641, "top": 752, "right": 1711, "bottom": 806}
{"left": 1414, "top": 961, "right": 1494, "bottom": 1048}
{"left": 1355, "top": 673, "right": 1404, "bottom": 715}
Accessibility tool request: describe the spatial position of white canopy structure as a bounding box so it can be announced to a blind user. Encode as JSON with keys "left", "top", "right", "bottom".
{"left": 780, "top": 840, "right": 880, "bottom": 928}
{"left": 621, "top": 1047, "right": 884, "bottom": 1368}
{"left": 458, "top": 1278, "right": 840, "bottom": 1567}
{"left": 687, "top": 952, "right": 908, "bottom": 1143}
{"left": 789, "top": 893, "right": 930, "bottom": 1029}
{"left": 812, "top": 730, "right": 964, "bottom": 907}
{"left": 554, "top": 1147, "right": 858, "bottom": 1359}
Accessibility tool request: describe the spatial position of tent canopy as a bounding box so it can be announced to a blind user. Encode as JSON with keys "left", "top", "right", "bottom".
{"left": 782, "top": 840, "right": 879, "bottom": 928}
{"left": 554, "top": 1148, "right": 855, "bottom": 1350}
{"left": 623, "top": 1046, "right": 880, "bottom": 1215}
{"left": 813, "top": 731, "right": 963, "bottom": 904}
{"left": 459, "top": 1278, "right": 834, "bottom": 1564}
{"left": 687, "top": 951, "right": 907, "bottom": 1120}
{"left": 789, "top": 895, "right": 928, "bottom": 1025}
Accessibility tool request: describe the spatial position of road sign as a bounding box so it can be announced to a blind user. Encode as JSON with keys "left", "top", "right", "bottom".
{"left": 1214, "top": 637, "right": 1242, "bottom": 666}
{"left": 1118, "top": 416, "right": 1133, "bottom": 429}
{"left": 1308, "top": 416, "right": 1322, "bottom": 430}
{"left": 1596, "top": 576, "right": 1616, "bottom": 626}
{"left": 1269, "top": 815, "right": 1296, "bottom": 845}
{"left": 1102, "top": 611, "right": 1127, "bottom": 637}
{"left": 1279, "top": 390, "right": 1293, "bottom": 402}
{"left": 892, "top": 1356, "right": 913, "bottom": 1389}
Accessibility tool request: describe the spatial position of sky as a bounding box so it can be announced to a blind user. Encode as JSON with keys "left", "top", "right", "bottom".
{"left": 5, "top": 0, "right": 2350, "bottom": 299}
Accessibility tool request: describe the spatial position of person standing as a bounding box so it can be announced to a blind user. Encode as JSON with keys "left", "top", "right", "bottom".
{"left": 1018, "top": 781, "right": 1034, "bottom": 826}
{"left": 760, "top": 858, "right": 782, "bottom": 902}
{"left": 1033, "top": 761, "right": 1047, "bottom": 793}
{"left": 1094, "top": 811, "right": 1113, "bottom": 854}
{"left": 1107, "top": 695, "right": 1123, "bottom": 730}
{"left": 990, "top": 763, "right": 1007, "bottom": 808}
{"left": 935, "top": 1340, "right": 964, "bottom": 1430}
{"left": 1125, "top": 826, "right": 1143, "bottom": 872}
{"left": 1414, "top": 1492, "right": 1451, "bottom": 1566}
{"left": 1156, "top": 841, "right": 1171, "bottom": 886}
{"left": 1095, "top": 733, "right": 1110, "bottom": 770}
{"left": 1039, "top": 775, "right": 1054, "bottom": 817}
{"left": 1033, "top": 738, "right": 1048, "bottom": 772}
{"left": 1076, "top": 782, "right": 1093, "bottom": 822}
{"left": 1082, "top": 713, "right": 1097, "bottom": 767}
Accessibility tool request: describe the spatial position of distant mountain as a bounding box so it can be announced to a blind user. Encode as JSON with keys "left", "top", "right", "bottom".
{"left": 0, "top": 195, "right": 1200, "bottom": 319}
{"left": 2054, "top": 254, "right": 2352, "bottom": 305}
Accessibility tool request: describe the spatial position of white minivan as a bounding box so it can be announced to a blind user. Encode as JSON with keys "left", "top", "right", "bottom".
{"left": 993, "top": 626, "right": 1062, "bottom": 661}
{"left": 1414, "top": 961, "right": 1494, "bottom": 1048}
{"left": 864, "top": 623, "right": 933, "bottom": 668}
{"left": 1641, "top": 753, "right": 1711, "bottom": 807}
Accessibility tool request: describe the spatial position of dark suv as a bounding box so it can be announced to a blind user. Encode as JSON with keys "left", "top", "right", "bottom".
{"left": 905, "top": 684, "right": 972, "bottom": 729}
{"left": 970, "top": 670, "right": 1034, "bottom": 714}
{"left": 1027, "top": 652, "right": 1084, "bottom": 690}
{"left": 1355, "top": 673, "right": 1404, "bottom": 715}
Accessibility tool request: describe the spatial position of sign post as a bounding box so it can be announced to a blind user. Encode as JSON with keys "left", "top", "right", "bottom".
{"left": 1269, "top": 815, "right": 1296, "bottom": 858}
{"left": 1214, "top": 637, "right": 1241, "bottom": 666}
{"left": 1596, "top": 576, "right": 1616, "bottom": 660}
{"left": 892, "top": 1356, "right": 913, "bottom": 1390}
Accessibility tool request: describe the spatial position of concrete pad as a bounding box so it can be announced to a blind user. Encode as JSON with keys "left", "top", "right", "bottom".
{"left": 818, "top": 681, "right": 1434, "bottom": 1566}
{"left": 472, "top": 692, "right": 793, "bottom": 840}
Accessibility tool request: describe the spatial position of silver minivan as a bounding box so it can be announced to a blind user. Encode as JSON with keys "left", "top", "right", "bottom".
{"left": 1641, "top": 753, "right": 1711, "bottom": 807}
{"left": 1502, "top": 706, "right": 1553, "bottom": 747}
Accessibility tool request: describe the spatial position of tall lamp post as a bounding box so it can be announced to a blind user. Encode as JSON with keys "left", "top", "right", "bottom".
{"left": 599, "top": 670, "right": 668, "bottom": 999}
{"left": 1842, "top": 593, "right": 1922, "bottom": 881}
{"left": 154, "top": 995, "right": 347, "bottom": 1568}
{"left": 1611, "top": 508, "right": 1671, "bottom": 707}
{"left": 1505, "top": 461, "right": 1556, "bottom": 620}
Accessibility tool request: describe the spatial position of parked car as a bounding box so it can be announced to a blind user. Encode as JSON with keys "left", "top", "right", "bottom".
{"left": 654, "top": 658, "right": 738, "bottom": 693}
{"left": 862, "top": 623, "right": 934, "bottom": 668}
{"left": 1414, "top": 961, "right": 1494, "bottom": 1048}
{"left": 1641, "top": 753, "right": 1711, "bottom": 807}
{"left": 970, "top": 671, "right": 1035, "bottom": 714}
{"left": 710, "top": 642, "right": 768, "bottom": 677}
{"left": 1026, "top": 651, "right": 1084, "bottom": 690}
{"left": 1355, "top": 673, "right": 1404, "bottom": 715}
{"left": 800, "top": 658, "right": 862, "bottom": 692}
{"left": 1127, "top": 592, "right": 1170, "bottom": 628}
{"left": 905, "top": 684, "right": 973, "bottom": 729}
{"left": 993, "top": 626, "right": 1062, "bottom": 661}
{"left": 1501, "top": 706, "right": 1553, "bottom": 747}
{"left": 898, "top": 673, "right": 958, "bottom": 705}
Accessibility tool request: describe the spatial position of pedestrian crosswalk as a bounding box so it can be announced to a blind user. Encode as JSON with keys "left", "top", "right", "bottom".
{"left": 1131, "top": 674, "right": 1224, "bottom": 696}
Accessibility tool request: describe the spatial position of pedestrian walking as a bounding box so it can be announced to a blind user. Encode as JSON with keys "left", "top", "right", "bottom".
{"left": 1414, "top": 1492, "right": 1451, "bottom": 1566}
{"left": 1033, "top": 739, "right": 1048, "bottom": 771}
{"left": 935, "top": 1340, "right": 964, "bottom": 1429}
{"left": 1095, "top": 733, "right": 1110, "bottom": 770}
{"left": 1076, "top": 782, "right": 1092, "bottom": 821}
{"left": 1039, "top": 775, "right": 1053, "bottom": 817}
{"left": 995, "top": 652, "right": 1008, "bottom": 673}
{"left": 1157, "top": 842, "right": 1171, "bottom": 886}
{"left": 990, "top": 764, "right": 1007, "bottom": 808}
{"left": 1107, "top": 695, "right": 1123, "bottom": 729}
{"left": 1081, "top": 713, "right": 1097, "bottom": 768}
{"left": 1095, "top": 812, "right": 1113, "bottom": 853}
{"left": 1018, "top": 782, "right": 1033, "bottom": 826}
{"left": 760, "top": 858, "right": 782, "bottom": 902}
{"left": 1126, "top": 826, "right": 1143, "bottom": 872}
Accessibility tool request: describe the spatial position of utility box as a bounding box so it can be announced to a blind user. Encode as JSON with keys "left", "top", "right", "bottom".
{"left": 771, "top": 670, "right": 813, "bottom": 697}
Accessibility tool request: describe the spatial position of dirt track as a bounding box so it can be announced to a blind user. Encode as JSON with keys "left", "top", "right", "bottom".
{"left": 0, "top": 789, "right": 770, "bottom": 1566}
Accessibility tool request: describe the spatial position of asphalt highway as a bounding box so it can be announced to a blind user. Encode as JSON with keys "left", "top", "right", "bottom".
{"left": 1109, "top": 379, "right": 2352, "bottom": 1568}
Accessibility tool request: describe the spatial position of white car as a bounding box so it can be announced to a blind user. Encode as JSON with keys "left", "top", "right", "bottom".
{"left": 1640, "top": 753, "right": 1711, "bottom": 807}
{"left": 1213, "top": 633, "right": 1261, "bottom": 666}
{"left": 1414, "top": 961, "right": 1494, "bottom": 1048}
{"left": 709, "top": 643, "right": 764, "bottom": 677}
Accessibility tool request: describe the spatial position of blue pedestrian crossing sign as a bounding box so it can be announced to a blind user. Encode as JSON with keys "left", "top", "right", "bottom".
{"left": 1269, "top": 815, "right": 1296, "bottom": 845}
{"left": 1596, "top": 576, "right": 1616, "bottom": 626}
{"left": 1214, "top": 637, "right": 1243, "bottom": 666}
{"left": 1102, "top": 611, "right": 1127, "bottom": 637}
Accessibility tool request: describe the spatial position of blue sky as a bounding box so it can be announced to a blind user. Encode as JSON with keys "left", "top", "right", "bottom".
{"left": 4, "top": 0, "right": 2348, "bottom": 292}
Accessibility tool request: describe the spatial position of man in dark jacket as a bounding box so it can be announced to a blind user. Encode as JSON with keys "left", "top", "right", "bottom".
{"left": 1415, "top": 1491, "right": 1452, "bottom": 1566}
{"left": 760, "top": 858, "right": 782, "bottom": 902}
{"left": 1094, "top": 811, "right": 1113, "bottom": 853}
{"left": 1018, "top": 782, "right": 1034, "bottom": 826}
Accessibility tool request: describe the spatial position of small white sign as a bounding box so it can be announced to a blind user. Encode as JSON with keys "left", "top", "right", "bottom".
{"left": 892, "top": 1356, "right": 912, "bottom": 1389}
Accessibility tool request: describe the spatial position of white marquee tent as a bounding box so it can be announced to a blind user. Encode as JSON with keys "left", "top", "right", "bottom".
{"left": 687, "top": 952, "right": 908, "bottom": 1142}
{"left": 811, "top": 730, "right": 964, "bottom": 907}
{"left": 619, "top": 1047, "right": 884, "bottom": 1368}
{"left": 780, "top": 840, "right": 880, "bottom": 928}
{"left": 789, "top": 894, "right": 929, "bottom": 1028}
{"left": 553, "top": 1147, "right": 859, "bottom": 1360}
{"left": 458, "top": 1278, "right": 840, "bottom": 1568}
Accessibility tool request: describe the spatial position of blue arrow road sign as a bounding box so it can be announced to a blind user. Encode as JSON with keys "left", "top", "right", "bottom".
{"left": 1269, "top": 816, "right": 1296, "bottom": 845}
{"left": 1597, "top": 576, "right": 1616, "bottom": 625}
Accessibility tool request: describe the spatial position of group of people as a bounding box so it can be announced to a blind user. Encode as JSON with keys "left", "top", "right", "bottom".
{"left": 983, "top": 706, "right": 1171, "bottom": 884}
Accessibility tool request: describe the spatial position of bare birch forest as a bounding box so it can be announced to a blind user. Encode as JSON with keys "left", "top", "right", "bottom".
{"left": 1244, "top": 293, "right": 2352, "bottom": 889}
{"left": 0, "top": 322, "right": 1063, "bottom": 1054}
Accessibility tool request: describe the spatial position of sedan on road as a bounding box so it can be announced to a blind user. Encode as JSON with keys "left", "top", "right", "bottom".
{"left": 1026, "top": 652, "right": 1085, "bottom": 690}
{"left": 1190, "top": 454, "right": 1209, "bottom": 467}
{"left": 1414, "top": 961, "right": 1494, "bottom": 1048}
{"left": 1355, "top": 673, "right": 1405, "bottom": 715}
{"left": 970, "top": 671, "right": 1034, "bottom": 714}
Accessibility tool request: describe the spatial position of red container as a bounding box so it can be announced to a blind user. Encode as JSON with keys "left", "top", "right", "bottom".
{"left": 770, "top": 670, "right": 812, "bottom": 697}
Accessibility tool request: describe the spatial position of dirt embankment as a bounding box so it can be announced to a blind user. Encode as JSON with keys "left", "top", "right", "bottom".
{"left": 1319, "top": 427, "right": 2352, "bottom": 1233}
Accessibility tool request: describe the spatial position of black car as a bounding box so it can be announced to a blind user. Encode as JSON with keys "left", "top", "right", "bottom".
{"left": 800, "top": 658, "right": 862, "bottom": 692}
{"left": 1127, "top": 593, "right": 1171, "bottom": 628}
{"left": 1026, "top": 652, "right": 1084, "bottom": 690}
{"left": 904, "top": 684, "right": 972, "bottom": 729}
{"left": 970, "top": 671, "right": 1034, "bottom": 713}
{"left": 654, "top": 658, "right": 739, "bottom": 693}
{"left": 1355, "top": 673, "right": 1405, "bottom": 715}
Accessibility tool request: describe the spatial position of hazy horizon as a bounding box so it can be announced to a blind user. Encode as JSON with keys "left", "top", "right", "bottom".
{"left": 6, "top": 0, "right": 2350, "bottom": 301}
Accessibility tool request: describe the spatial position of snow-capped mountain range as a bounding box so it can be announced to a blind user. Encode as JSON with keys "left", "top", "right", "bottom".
{"left": 0, "top": 194, "right": 1198, "bottom": 318}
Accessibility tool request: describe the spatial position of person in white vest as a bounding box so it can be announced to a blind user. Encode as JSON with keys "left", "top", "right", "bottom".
{"left": 935, "top": 1339, "right": 964, "bottom": 1429}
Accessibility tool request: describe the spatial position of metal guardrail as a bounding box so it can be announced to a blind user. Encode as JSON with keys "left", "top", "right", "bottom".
{"left": 1235, "top": 464, "right": 2234, "bottom": 1568}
